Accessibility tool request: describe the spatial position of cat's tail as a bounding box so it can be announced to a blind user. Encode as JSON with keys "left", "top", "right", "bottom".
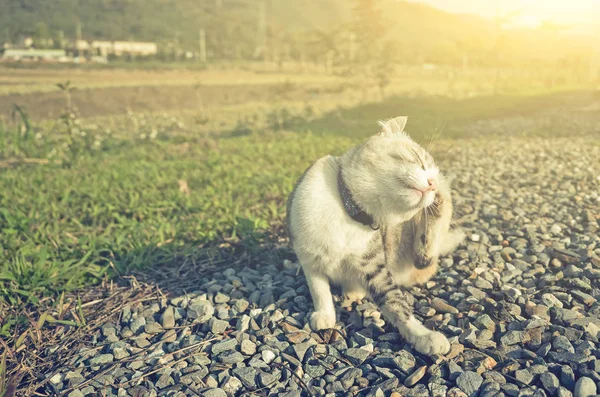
{"left": 439, "top": 227, "right": 466, "bottom": 256}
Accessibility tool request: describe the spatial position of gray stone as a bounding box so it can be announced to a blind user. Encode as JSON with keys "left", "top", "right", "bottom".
{"left": 278, "top": 392, "right": 301, "bottom": 397}
{"left": 112, "top": 347, "right": 129, "bottom": 360}
{"left": 515, "top": 369, "right": 534, "bottom": 385}
{"left": 160, "top": 306, "right": 175, "bottom": 329}
{"left": 232, "top": 367, "right": 257, "bottom": 389}
{"left": 404, "top": 366, "right": 427, "bottom": 387}
{"left": 144, "top": 321, "right": 163, "bottom": 334}
{"left": 293, "top": 340, "right": 316, "bottom": 362}
{"left": 135, "top": 336, "right": 151, "bottom": 348}
{"left": 408, "top": 384, "right": 430, "bottom": 397}
{"left": 218, "top": 351, "right": 245, "bottom": 364}
{"left": 329, "top": 380, "right": 346, "bottom": 392}
{"left": 187, "top": 300, "right": 214, "bottom": 323}
{"left": 305, "top": 364, "right": 326, "bottom": 378}
{"left": 573, "top": 377, "right": 596, "bottom": 397}
{"left": 432, "top": 297, "right": 461, "bottom": 315}
{"left": 210, "top": 318, "right": 230, "bottom": 334}
{"left": 222, "top": 376, "right": 243, "bottom": 396}
{"left": 212, "top": 339, "right": 237, "bottom": 355}
{"left": 204, "top": 374, "right": 219, "bottom": 389}
{"left": 537, "top": 343, "right": 552, "bottom": 357}
{"left": 376, "top": 378, "right": 399, "bottom": 391}
{"left": 448, "top": 387, "right": 469, "bottom": 397}
{"left": 214, "top": 292, "right": 230, "bottom": 303}
{"left": 261, "top": 349, "right": 276, "bottom": 364}
{"left": 240, "top": 339, "right": 257, "bottom": 355}
{"left": 344, "top": 348, "right": 370, "bottom": 366}
{"left": 553, "top": 336, "right": 575, "bottom": 353}
{"left": 236, "top": 315, "right": 250, "bottom": 332}
{"left": 557, "top": 387, "right": 573, "bottom": 397}
{"left": 484, "top": 371, "right": 506, "bottom": 386}
{"left": 354, "top": 331, "right": 374, "bottom": 346}
{"left": 540, "top": 372, "right": 560, "bottom": 395}
{"left": 340, "top": 367, "right": 362, "bottom": 383}
{"left": 129, "top": 316, "right": 146, "bottom": 334}
{"left": 456, "top": 371, "right": 483, "bottom": 397}
{"left": 502, "top": 383, "right": 520, "bottom": 397}
{"left": 474, "top": 314, "right": 496, "bottom": 331}
{"left": 394, "top": 351, "right": 417, "bottom": 373}
{"left": 89, "top": 354, "right": 114, "bottom": 366}
{"left": 501, "top": 331, "right": 524, "bottom": 346}
{"left": 204, "top": 388, "right": 227, "bottom": 397}
{"left": 430, "top": 383, "right": 449, "bottom": 397}
{"left": 234, "top": 299, "right": 249, "bottom": 313}
{"left": 155, "top": 373, "right": 174, "bottom": 389}
{"left": 448, "top": 361, "right": 464, "bottom": 381}
{"left": 258, "top": 370, "right": 279, "bottom": 387}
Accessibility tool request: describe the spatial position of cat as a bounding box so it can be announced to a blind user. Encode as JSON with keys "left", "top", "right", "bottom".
{"left": 286, "top": 116, "right": 464, "bottom": 356}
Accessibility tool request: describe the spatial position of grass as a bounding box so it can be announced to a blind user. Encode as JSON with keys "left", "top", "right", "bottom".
{"left": 0, "top": 65, "right": 597, "bottom": 323}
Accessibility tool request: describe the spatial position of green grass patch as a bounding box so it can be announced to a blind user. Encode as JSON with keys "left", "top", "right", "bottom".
{"left": 0, "top": 88, "right": 596, "bottom": 309}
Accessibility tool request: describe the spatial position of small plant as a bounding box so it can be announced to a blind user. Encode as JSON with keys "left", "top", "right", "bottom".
{"left": 0, "top": 105, "right": 47, "bottom": 160}
{"left": 53, "top": 82, "right": 107, "bottom": 166}
{"left": 266, "top": 107, "right": 307, "bottom": 131}
{"left": 229, "top": 118, "right": 253, "bottom": 137}
{"left": 56, "top": 80, "right": 75, "bottom": 112}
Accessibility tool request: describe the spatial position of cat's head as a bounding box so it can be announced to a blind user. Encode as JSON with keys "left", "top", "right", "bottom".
{"left": 343, "top": 116, "right": 441, "bottom": 220}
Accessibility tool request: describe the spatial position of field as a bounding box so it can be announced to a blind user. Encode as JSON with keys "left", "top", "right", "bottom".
{"left": 1, "top": 64, "right": 599, "bottom": 395}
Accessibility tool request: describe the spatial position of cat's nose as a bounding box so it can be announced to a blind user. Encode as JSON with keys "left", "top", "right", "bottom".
{"left": 427, "top": 178, "right": 437, "bottom": 191}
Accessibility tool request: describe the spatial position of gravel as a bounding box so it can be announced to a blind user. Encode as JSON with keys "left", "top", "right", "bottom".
{"left": 574, "top": 377, "right": 597, "bottom": 397}
{"left": 42, "top": 135, "right": 600, "bottom": 396}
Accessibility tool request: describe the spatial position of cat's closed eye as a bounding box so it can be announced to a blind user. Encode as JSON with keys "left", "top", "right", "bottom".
{"left": 390, "top": 153, "right": 425, "bottom": 170}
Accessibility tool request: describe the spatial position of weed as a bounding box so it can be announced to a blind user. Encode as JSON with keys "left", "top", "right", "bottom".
{"left": 0, "top": 105, "right": 42, "bottom": 159}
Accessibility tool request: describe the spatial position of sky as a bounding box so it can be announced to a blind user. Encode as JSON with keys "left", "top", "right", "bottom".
{"left": 406, "top": 0, "right": 600, "bottom": 30}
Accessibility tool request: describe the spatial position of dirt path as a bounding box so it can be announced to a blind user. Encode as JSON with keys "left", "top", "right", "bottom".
{"left": 0, "top": 83, "right": 317, "bottom": 121}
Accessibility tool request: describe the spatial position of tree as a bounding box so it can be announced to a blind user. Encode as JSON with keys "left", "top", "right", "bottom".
{"left": 34, "top": 22, "right": 51, "bottom": 48}
{"left": 348, "top": 0, "right": 388, "bottom": 64}
{"left": 53, "top": 30, "right": 66, "bottom": 49}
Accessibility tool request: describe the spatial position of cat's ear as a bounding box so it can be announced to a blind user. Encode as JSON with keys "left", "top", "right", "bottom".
{"left": 376, "top": 116, "right": 410, "bottom": 139}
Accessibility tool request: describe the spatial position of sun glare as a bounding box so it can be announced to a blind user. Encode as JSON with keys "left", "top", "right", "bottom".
{"left": 409, "top": 0, "right": 600, "bottom": 30}
{"left": 506, "top": 14, "right": 542, "bottom": 29}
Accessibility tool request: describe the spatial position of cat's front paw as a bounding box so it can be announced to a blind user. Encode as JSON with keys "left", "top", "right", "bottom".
{"left": 411, "top": 331, "right": 450, "bottom": 356}
{"left": 429, "top": 191, "right": 445, "bottom": 217}
{"left": 414, "top": 254, "right": 437, "bottom": 270}
{"left": 309, "top": 311, "right": 336, "bottom": 330}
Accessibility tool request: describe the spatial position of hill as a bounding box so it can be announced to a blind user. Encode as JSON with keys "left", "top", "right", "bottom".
{"left": 0, "top": 0, "right": 487, "bottom": 50}
{"left": 1, "top": 0, "right": 591, "bottom": 68}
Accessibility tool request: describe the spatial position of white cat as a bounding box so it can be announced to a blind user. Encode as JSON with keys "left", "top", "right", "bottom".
{"left": 286, "top": 116, "right": 464, "bottom": 356}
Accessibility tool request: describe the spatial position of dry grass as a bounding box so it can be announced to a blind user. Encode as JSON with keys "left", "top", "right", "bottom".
{"left": 1, "top": 277, "right": 160, "bottom": 396}
{"left": 0, "top": 250, "right": 257, "bottom": 396}
{"left": 0, "top": 67, "right": 341, "bottom": 96}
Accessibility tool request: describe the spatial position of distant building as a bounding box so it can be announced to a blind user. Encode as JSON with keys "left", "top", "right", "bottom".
{"left": 91, "top": 40, "right": 113, "bottom": 56}
{"left": 75, "top": 40, "right": 158, "bottom": 57}
{"left": 74, "top": 39, "right": 91, "bottom": 51}
{"left": 0, "top": 38, "right": 158, "bottom": 63}
{"left": 111, "top": 41, "right": 158, "bottom": 56}
{"left": 1, "top": 48, "right": 67, "bottom": 62}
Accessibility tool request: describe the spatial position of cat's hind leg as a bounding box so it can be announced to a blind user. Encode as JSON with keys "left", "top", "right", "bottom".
{"left": 362, "top": 264, "right": 450, "bottom": 355}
